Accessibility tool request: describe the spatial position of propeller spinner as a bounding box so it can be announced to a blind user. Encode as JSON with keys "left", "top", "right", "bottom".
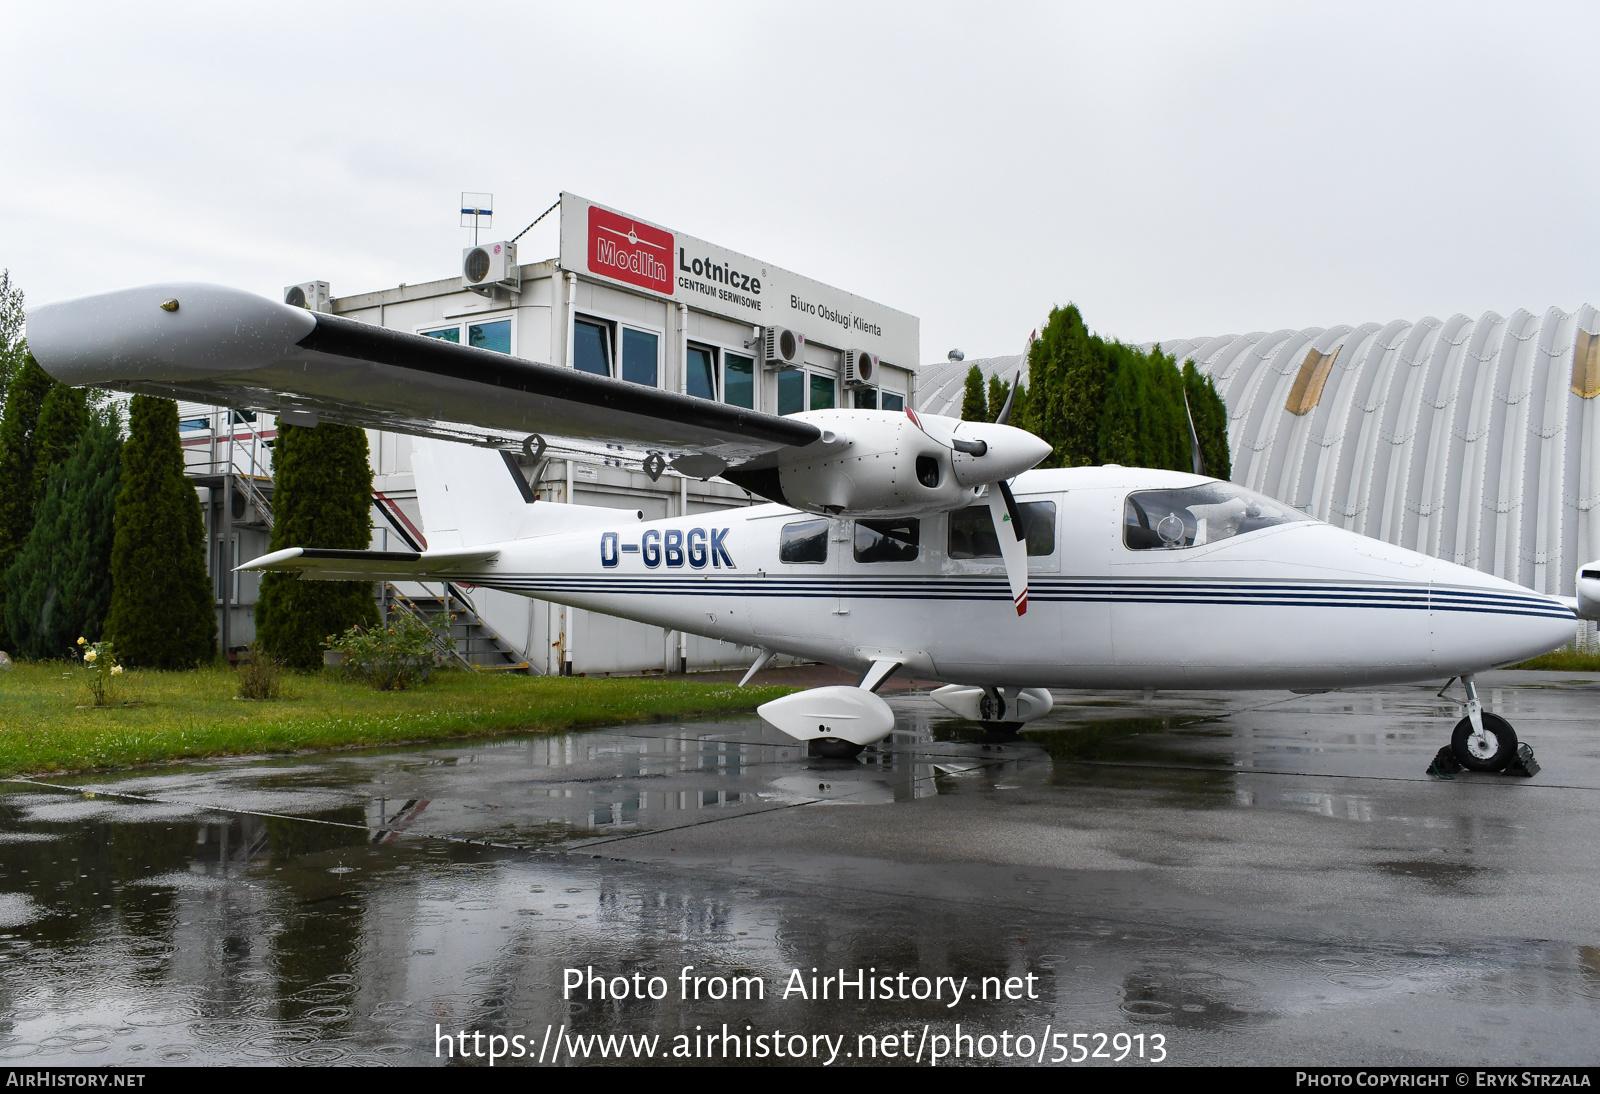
{"left": 907, "top": 366, "right": 1046, "bottom": 616}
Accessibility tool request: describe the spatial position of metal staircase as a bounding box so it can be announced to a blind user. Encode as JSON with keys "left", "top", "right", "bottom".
{"left": 379, "top": 581, "right": 530, "bottom": 673}
{"left": 372, "top": 502, "right": 533, "bottom": 674}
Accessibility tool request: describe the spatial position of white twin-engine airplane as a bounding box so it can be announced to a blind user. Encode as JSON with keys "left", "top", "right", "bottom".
{"left": 29, "top": 284, "right": 1600, "bottom": 766}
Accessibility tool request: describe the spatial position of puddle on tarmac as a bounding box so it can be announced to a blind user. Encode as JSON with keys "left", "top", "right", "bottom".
{"left": 0, "top": 686, "right": 1595, "bottom": 1065}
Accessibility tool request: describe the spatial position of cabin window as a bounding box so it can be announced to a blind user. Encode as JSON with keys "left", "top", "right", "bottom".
{"left": 1123, "top": 483, "right": 1310, "bottom": 551}
{"left": 779, "top": 519, "right": 829, "bottom": 564}
{"left": 948, "top": 501, "right": 1057, "bottom": 558}
{"left": 854, "top": 518, "right": 919, "bottom": 563}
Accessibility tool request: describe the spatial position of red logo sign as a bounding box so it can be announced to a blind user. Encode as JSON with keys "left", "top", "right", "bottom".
{"left": 587, "top": 205, "right": 674, "bottom": 295}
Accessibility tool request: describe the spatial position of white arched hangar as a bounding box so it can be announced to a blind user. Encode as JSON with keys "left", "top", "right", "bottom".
{"left": 1160, "top": 305, "right": 1600, "bottom": 600}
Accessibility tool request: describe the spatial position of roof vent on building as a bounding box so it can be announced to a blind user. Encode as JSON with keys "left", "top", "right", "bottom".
{"left": 284, "top": 282, "right": 331, "bottom": 312}
{"left": 762, "top": 326, "right": 805, "bottom": 368}
{"left": 462, "top": 241, "right": 520, "bottom": 296}
{"left": 843, "top": 349, "right": 878, "bottom": 386}
{"left": 948, "top": 348, "right": 965, "bottom": 362}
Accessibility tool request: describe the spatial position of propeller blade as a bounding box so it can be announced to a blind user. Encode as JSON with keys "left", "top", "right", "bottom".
{"left": 993, "top": 330, "right": 1034, "bottom": 427}
{"left": 986, "top": 480, "right": 1029, "bottom": 615}
{"left": 993, "top": 369, "right": 1021, "bottom": 426}
{"left": 1182, "top": 387, "right": 1205, "bottom": 477}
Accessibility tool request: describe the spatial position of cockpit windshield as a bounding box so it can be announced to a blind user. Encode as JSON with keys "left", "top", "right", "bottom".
{"left": 1123, "top": 483, "right": 1311, "bottom": 550}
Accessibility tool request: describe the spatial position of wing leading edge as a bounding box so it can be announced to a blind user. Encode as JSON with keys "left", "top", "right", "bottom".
{"left": 27, "top": 283, "right": 823, "bottom": 466}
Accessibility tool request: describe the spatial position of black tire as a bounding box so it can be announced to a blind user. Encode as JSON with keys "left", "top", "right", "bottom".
{"left": 1451, "top": 712, "right": 1518, "bottom": 772}
{"left": 809, "top": 737, "right": 865, "bottom": 760}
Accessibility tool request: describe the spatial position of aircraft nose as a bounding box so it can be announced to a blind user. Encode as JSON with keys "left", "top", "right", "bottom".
{"left": 1430, "top": 564, "right": 1578, "bottom": 672}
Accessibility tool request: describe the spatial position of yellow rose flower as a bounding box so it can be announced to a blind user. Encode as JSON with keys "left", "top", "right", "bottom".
{"left": 84, "top": 650, "right": 97, "bottom": 663}
{"left": 111, "top": 665, "right": 123, "bottom": 676}
{"left": 77, "top": 637, "right": 86, "bottom": 646}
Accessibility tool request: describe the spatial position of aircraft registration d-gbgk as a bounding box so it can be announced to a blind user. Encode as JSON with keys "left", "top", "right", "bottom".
{"left": 29, "top": 284, "right": 1600, "bottom": 767}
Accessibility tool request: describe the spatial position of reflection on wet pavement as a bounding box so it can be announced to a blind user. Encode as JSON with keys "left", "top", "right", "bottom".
{"left": 1, "top": 671, "right": 1598, "bottom": 1065}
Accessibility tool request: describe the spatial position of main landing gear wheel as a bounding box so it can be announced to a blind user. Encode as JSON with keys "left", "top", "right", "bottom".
{"left": 809, "top": 737, "right": 865, "bottom": 760}
{"left": 1451, "top": 712, "right": 1518, "bottom": 772}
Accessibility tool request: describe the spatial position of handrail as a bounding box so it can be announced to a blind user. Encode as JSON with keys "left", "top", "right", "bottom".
{"left": 381, "top": 582, "right": 473, "bottom": 671}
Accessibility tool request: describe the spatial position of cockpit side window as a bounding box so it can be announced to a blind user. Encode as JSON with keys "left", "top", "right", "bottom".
{"left": 1123, "top": 483, "right": 1311, "bottom": 551}
{"left": 779, "top": 519, "right": 829, "bottom": 564}
{"left": 854, "top": 518, "right": 920, "bottom": 563}
{"left": 948, "top": 501, "right": 1057, "bottom": 558}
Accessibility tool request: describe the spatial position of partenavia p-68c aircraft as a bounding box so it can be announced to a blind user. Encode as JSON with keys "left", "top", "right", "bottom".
{"left": 29, "top": 284, "right": 1600, "bottom": 765}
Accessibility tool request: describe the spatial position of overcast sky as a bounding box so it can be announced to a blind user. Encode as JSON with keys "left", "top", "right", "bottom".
{"left": 3, "top": 1, "right": 1597, "bottom": 363}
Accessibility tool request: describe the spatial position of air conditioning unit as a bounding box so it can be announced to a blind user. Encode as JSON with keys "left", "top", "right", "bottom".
{"left": 283, "top": 282, "right": 331, "bottom": 312}
{"left": 762, "top": 326, "right": 805, "bottom": 367}
{"left": 843, "top": 349, "right": 879, "bottom": 386}
{"left": 462, "top": 241, "right": 520, "bottom": 294}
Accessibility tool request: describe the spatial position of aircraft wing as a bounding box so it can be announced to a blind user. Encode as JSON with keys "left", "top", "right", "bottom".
{"left": 238, "top": 546, "right": 498, "bottom": 581}
{"left": 26, "top": 283, "right": 824, "bottom": 468}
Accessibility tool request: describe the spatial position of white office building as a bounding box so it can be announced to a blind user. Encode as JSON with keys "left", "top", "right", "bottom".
{"left": 193, "top": 193, "right": 920, "bottom": 675}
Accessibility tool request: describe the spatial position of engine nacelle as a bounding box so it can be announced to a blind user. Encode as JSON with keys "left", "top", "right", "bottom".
{"left": 1576, "top": 562, "right": 1600, "bottom": 620}
{"left": 772, "top": 410, "right": 1050, "bottom": 518}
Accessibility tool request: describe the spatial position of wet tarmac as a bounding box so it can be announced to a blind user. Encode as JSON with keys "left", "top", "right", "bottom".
{"left": 1, "top": 670, "right": 1598, "bottom": 1067}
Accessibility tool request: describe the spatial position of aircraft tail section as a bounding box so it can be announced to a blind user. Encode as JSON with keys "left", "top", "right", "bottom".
{"left": 410, "top": 438, "right": 640, "bottom": 549}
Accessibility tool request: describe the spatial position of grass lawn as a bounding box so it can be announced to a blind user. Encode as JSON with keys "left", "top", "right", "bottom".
{"left": 0, "top": 663, "right": 793, "bottom": 778}
{"left": 1509, "top": 648, "right": 1600, "bottom": 672}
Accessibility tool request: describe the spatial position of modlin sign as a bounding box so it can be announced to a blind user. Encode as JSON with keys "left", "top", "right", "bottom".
{"left": 557, "top": 193, "right": 918, "bottom": 367}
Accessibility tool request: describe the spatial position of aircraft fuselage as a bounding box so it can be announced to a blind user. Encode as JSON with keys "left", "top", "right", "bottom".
{"left": 437, "top": 466, "right": 1576, "bottom": 690}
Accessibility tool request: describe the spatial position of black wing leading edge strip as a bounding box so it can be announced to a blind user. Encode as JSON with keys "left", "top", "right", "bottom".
{"left": 297, "top": 313, "right": 821, "bottom": 450}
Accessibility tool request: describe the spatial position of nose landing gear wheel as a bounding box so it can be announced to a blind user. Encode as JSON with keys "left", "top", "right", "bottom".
{"left": 809, "top": 737, "right": 865, "bottom": 760}
{"left": 1451, "top": 712, "right": 1518, "bottom": 772}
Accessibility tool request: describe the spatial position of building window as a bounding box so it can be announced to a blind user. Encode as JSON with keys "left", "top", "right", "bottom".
{"left": 724, "top": 352, "right": 755, "bottom": 409}
{"left": 778, "top": 367, "right": 805, "bottom": 415}
{"left": 809, "top": 373, "right": 836, "bottom": 410}
{"left": 687, "top": 343, "right": 718, "bottom": 400}
{"left": 852, "top": 387, "right": 878, "bottom": 409}
{"left": 573, "top": 315, "right": 659, "bottom": 386}
{"left": 419, "top": 319, "right": 515, "bottom": 356}
{"left": 881, "top": 391, "right": 904, "bottom": 412}
{"left": 179, "top": 417, "right": 209, "bottom": 432}
{"left": 574, "top": 318, "right": 612, "bottom": 377}
{"left": 469, "top": 319, "right": 511, "bottom": 354}
{"left": 621, "top": 328, "right": 658, "bottom": 387}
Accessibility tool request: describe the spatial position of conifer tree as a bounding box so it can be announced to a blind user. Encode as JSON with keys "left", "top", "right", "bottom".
{"left": 986, "top": 374, "right": 1011, "bottom": 422}
{"left": 29, "top": 384, "right": 88, "bottom": 498}
{"left": 255, "top": 422, "right": 377, "bottom": 670}
{"left": 0, "top": 355, "right": 57, "bottom": 650}
{"left": 105, "top": 395, "right": 216, "bottom": 667}
{"left": 0, "top": 269, "right": 24, "bottom": 420}
{"left": 959, "top": 364, "right": 987, "bottom": 422}
{"left": 4, "top": 407, "right": 121, "bottom": 659}
{"left": 1020, "top": 305, "right": 1232, "bottom": 477}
